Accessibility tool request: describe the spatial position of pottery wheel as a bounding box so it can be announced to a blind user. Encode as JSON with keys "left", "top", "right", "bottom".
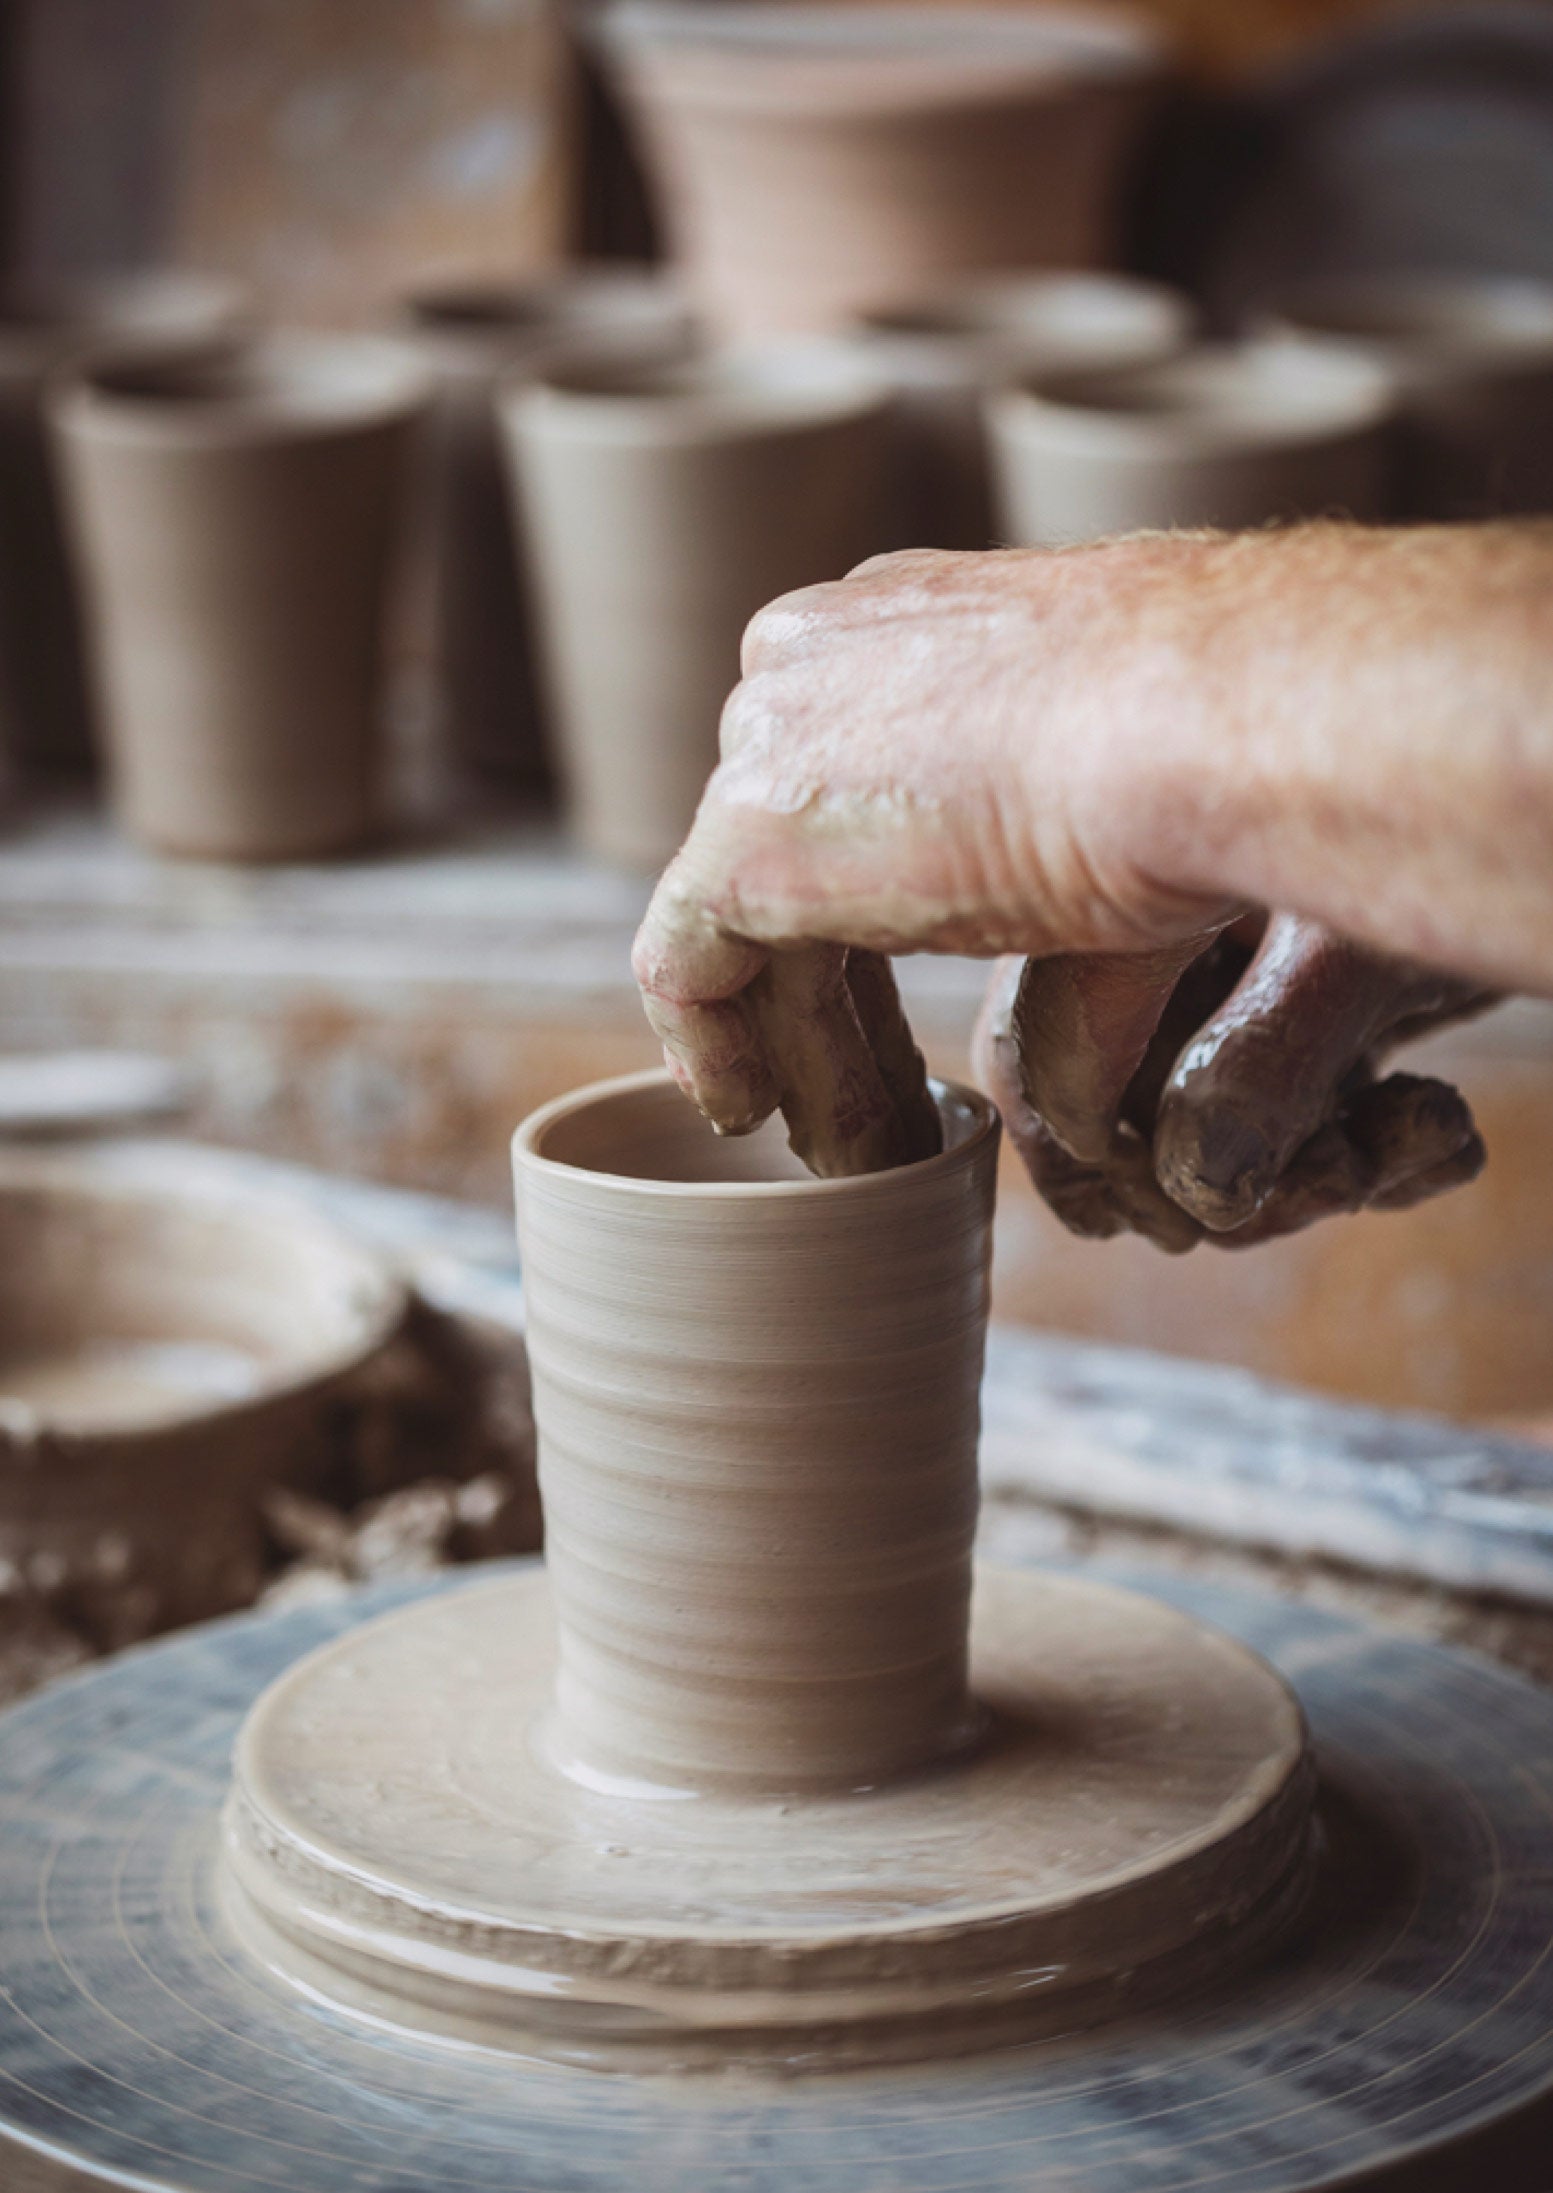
{"left": 219, "top": 1566, "right": 1314, "bottom": 2069}
{"left": 1, "top": 1559, "right": 1552, "bottom": 2191}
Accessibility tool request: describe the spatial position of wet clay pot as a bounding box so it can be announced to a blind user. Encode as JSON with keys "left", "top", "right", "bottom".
{"left": 51, "top": 336, "right": 428, "bottom": 861}
{"left": 852, "top": 271, "right": 1193, "bottom": 548}
{"left": 987, "top": 337, "right": 1397, "bottom": 545}
{"left": 0, "top": 1157, "right": 405, "bottom": 1641}
{"left": 502, "top": 343, "right": 889, "bottom": 871}
{"left": 1260, "top": 274, "right": 1553, "bottom": 519}
{"left": 597, "top": 3, "right": 1168, "bottom": 337}
{"left": 514, "top": 1069, "right": 1000, "bottom": 1791}
{"left": 401, "top": 269, "right": 696, "bottom": 786}
{"left": 0, "top": 272, "right": 247, "bottom": 775}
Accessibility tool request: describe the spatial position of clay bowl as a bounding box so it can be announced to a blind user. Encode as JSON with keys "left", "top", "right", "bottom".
{"left": 850, "top": 271, "right": 1195, "bottom": 548}
{"left": 1258, "top": 273, "right": 1553, "bottom": 518}
{"left": 595, "top": 2, "right": 1169, "bottom": 336}
{"left": 501, "top": 341, "right": 891, "bottom": 870}
{"left": 0, "top": 1164, "right": 407, "bottom": 1641}
{"left": 399, "top": 268, "right": 698, "bottom": 786}
{"left": 51, "top": 335, "right": 430, "bottom": 861}
{"left": 0, "top": 270, "right": 249, "bottom": 776}
{"left": 987, "top": 337, "right": 1399, "bottom": 545}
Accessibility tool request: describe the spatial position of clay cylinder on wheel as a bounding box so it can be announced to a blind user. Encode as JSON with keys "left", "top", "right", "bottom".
{"left": 514, "top": 1068, "right": 999, "bottom": 1794}
{"left": 50, "top": 336, "right": 427, "bottom": 861}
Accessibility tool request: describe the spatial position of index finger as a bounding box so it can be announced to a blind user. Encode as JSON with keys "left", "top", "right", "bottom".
{"left": 632, "top": 857, "right": 778, "bottom": 1136}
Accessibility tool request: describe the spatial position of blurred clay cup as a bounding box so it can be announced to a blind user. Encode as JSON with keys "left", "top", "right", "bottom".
{"left": 501, "top": 342, "right": 891, "bottom": 871}
{"left": 595, "top": 3, "right": 1169, "bottom": 337}
{"left": 851, "top": 272, "right": 1194, "bottom": 549}
{"left": 1260, "top": 274, "right": 1553, "bottom": 520}
{"left": 51, "top": 335, "right": 428, "bottom": 862}
{"left": 987, "top": 337, "right": 1399, "bottom": 546}
{"left": 0, "top": 271, "right": 248, "bottom": 774}
{"left": 400, "top": 268, "right": 698, "bottom": 785}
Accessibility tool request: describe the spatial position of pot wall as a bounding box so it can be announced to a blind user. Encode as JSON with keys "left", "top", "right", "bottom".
{"left": 515, "top": 1070, "right": 1000, "bottom": 1793}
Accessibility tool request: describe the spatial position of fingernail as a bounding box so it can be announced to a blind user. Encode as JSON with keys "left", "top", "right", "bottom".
{"left": 1179, "top": 1115, "right": 1277, "bottom": 1228}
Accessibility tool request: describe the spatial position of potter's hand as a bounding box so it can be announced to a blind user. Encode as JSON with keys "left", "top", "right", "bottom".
{"left": 973, "top": 921, "right": 1490, "bottom": 1253}
{"left": 636, "top": 528, "right": 1548, "bottom": 1209}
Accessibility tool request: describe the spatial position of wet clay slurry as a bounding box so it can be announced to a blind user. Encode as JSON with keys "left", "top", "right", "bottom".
{"left": 220, "top": 1072, "right": 1315, "bottom": 2068}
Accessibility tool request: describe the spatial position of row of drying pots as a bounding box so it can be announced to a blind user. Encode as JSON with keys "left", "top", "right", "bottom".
{"left": 24, "top": 261, "right": 1553, "bottom": 874}
{"left": 422, "top": 263, "right": 1553, "bottom": 872}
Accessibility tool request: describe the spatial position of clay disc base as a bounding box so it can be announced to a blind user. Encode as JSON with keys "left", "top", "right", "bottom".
{"left": 220, "top": 1565, "right": 1314, "bottom": 2070}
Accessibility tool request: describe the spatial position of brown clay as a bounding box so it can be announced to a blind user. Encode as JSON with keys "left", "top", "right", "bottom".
{"left": 402, "top": 270, "right": 695, "bottom": 785}
{"left": 0, "top": 272, "right": 246, "bottom": 775}
{"left": 51, "top": 336, "right": 428, "bottom": 861}
{"left": 597, "top": 4, "right": 1168, "bottom": 336}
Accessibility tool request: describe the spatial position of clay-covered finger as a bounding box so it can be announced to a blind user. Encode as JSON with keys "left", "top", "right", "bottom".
{"left": 842, "top": 949, "right": 943, "bottom": 1165}
{"left": 1154, "top": 916, "right": 1487, "bottom": 1233}
{"left": 747, "top": 944, "right": 924, "bottom": 1177}
{"left": 1212, "top": 1071, "right": 1485, "bottom": 1248}
{"left": 632, "top": 864, "right": 779, "bottom": 1136}
{"left": 1014, "top": 939, "right": 1230, "bottom": 1165}
{"left": 1343, "top": 1071, "right": 1487, "bottom": 1208}
{"left": 976, "top": 958, "right": 1201, "bottom": 1251}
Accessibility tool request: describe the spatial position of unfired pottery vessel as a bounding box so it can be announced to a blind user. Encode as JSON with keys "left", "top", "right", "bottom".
{"left": 852, "top": 271, "right": 1194, "bottom": 548}
{"left": 1260, "top": 274, "right": 1553, "bottom": 519}
{"left": 51, "top": 336, "right": 428, "bottom": 861}
{"left": 0, "top": 271, "right": 247, "bottom": 775}
{"left": 597, "top": 4, "right": 1168, "bottom": 337}
{"left": 502, "top": 344, "right": 889, "bottom": 871}
{"left": 987, "top": 337, "right": 1398, "bottom": 545}
{"left": 213, "top": 1067, "right": 1312, "bottom": 2068}
{"left": 402, "top": 268, "right": 696, "bottom": 785}
{"left": 0, "top": 1161, "right": 405, "bottom": 1638}
{"left": 515, "top": 1068, "right": 998, "bottom": 1792}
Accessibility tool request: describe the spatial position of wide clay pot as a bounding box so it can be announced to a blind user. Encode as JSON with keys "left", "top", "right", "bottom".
{"left": 851, "top": 271, "right": 1194, "bottom": 548}
{"left": 1259, "top": 274, "right": 1553, "bottom": 520}
{"left": 596, "top": 3, "right": 1168, "bottom": 338}
{"left": 51, "top": 336, "right": 428, "bottom": 862}
{"left": 0, "top": 1158, "right": 405, "bottom": 1639}
{"left": 401, "top": 268, "right": 696, "bottom": 786}
{"left": 0, "top": 271, "right": 247, "bottom": 775}
{"left": 987, "top": 337, "right": 1398, "bottom": 545}
{"left": 514, "top": 1068, "right": 1000, "bottom": 1792}
{"left": 502, "top": 342, "right": 889, "bottom": 871}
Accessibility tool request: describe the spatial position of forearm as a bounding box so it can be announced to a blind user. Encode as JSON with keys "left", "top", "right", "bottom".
{"left": 1113, "top": 522, "right": 1553, "bottom": 994}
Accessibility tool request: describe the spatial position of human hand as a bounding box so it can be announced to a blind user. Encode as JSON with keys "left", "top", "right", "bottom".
{"left": 633, "top": 539, "right": 1494, "bottom": 1227}
{"left": 973, "top": 918, "right": 1490, "bottom": 1253}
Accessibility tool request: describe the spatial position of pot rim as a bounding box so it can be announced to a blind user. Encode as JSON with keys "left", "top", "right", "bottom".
{"left": 514, "top": 1067, "right": 997, "bottom": 1199}
{"left": 988, "top": 338, "right": 1400, "bottom": 459}
{"left": 594, "top": 0, "right": 1167, "bottom": 104}
{"left": 47, "top": 332, "right": 431, "bottom": 446}
{"left": 503, "top": 340, "right": 892, "bottom": 444}
{"left": 1256, "top": 273, "right": 1553, "bottom": 374}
